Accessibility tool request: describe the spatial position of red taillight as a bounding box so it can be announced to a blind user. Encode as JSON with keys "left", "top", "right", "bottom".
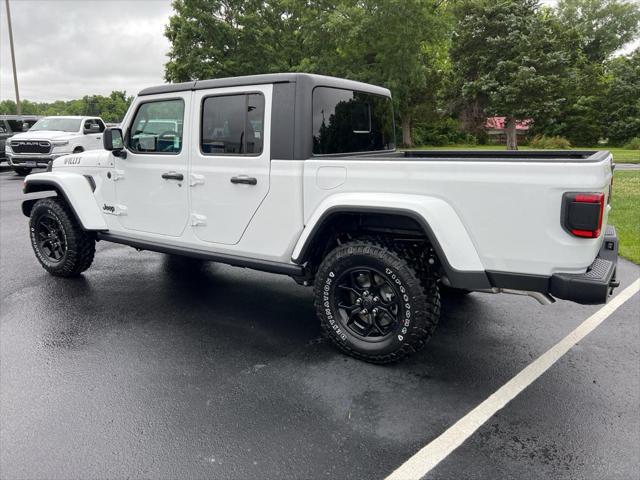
{"left": 562, "top": 192, "right": 605, "bottom": 239}
{"left": 571, "top": 228, "right": 600, "bottom": 238}
{"left": 575, "top": 193, "right": 604, "bottom": 204}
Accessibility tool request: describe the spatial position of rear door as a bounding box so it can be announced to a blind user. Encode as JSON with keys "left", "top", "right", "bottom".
{"left": 114, "top": 93, "right": 190, "bottom": 237}
{"left": 189, "top": 84, "right": 271, "bottom": 245}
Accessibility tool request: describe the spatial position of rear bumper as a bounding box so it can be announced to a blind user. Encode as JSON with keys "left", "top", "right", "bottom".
{"left": 485, "top": 225, "right": 619, "bottom": 305}
{"left": 549, "top": 225, "right": 619, "bottom": 305}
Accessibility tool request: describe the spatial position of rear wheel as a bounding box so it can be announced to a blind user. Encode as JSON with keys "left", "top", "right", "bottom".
{"left": 314, "top": 239, "right": 440, "bottom": 364}
{"left": 13, "top": 167, "right": 32, "bottom": 176}
{"left": 29, "top": 198, "right": 95, "bottom": 277}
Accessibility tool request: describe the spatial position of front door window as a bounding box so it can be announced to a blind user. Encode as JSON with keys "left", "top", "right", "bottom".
{"left": 128, "top": 99, "right": 184, "bottom": 154}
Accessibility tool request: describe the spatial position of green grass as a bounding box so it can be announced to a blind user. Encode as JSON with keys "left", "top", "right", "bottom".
{"left": 609, "top": 171, "right": 640, "bottom": 264}
{"left": 408, "top": 144, "right": 640, "bottom": 163}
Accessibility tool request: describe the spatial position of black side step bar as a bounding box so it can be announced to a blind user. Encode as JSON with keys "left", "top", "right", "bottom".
{"left": 96, "top": 232, "right": 305, "bottom": 277}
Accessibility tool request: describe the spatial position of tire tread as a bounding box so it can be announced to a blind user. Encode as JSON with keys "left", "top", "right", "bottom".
{"left": 30, "top": 197, "right": 95, "bottom": 277}
{"left": 313, "top": 239, "right": 440, "bottom": 364}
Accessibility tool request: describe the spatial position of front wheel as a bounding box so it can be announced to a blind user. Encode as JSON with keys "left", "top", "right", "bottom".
{"left": 314, "top": 240, "right": 440, "bottom": 364}
{"left": 29, "top": 198, "right": 95, "bottom": 277}
{"left": 13, "top": 167, "right": 32, "bottom": 176}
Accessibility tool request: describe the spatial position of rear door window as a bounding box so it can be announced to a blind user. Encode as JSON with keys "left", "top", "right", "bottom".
{"left": 201, "top": 93, "right": 265, "bottom": 155}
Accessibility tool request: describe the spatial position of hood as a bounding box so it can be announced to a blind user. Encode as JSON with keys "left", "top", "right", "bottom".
{"left": 10, "top": 130, "right": 78, "bottom": 142}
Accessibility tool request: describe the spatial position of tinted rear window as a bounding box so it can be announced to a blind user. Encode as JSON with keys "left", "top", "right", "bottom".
{"left": 201, "top": 93, "right": 264, "bottom": 155}
{"left": 312, "top": 87, "right": 395, "bottom": 155}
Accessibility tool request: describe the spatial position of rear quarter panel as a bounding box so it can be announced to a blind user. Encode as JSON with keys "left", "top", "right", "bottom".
{"left": 301, "top": 157, "right": 613, "bottom": 277}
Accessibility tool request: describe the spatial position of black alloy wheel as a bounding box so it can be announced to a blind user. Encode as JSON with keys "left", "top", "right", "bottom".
{"left": 34, "top": 213, "right": 68, "bottom": 262}
{"left": 335, "top": 267, "right": 401, "bottom": 341}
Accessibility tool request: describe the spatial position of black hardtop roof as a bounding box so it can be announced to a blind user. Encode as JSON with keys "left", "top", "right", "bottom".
{"left": 138, "top": 73, "right": 391, "bottom": 98}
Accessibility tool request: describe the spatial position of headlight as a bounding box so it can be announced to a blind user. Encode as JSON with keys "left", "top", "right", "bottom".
{"left": 52, "top": 140, "right": 69, "bottom": 147}
{"left": 5, "top": 143, "right": 12, "bottom": 152}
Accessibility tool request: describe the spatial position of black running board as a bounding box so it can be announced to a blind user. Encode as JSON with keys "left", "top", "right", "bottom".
{"left": 96, "top": 232, "right": 305, "bottom": 277}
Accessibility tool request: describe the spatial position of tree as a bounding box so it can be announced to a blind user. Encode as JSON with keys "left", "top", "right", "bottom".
{"left": 541, "top": 0, "right": 640, "bottom": 145}
{"left": 295, "top": 0, "right": 451, "bottom": 146}
{"left": 0, "top": 92, "right": 132, "bottom": 122}
{"left": 556, "top": 0, "right": 640, "bottom": 63}
{"left": 450, "top": 0, "right": 569, "bottom": 149}
{"left": 164, "top": 0, "right": 451, "bottom": 146}
{"left": 165, "top": 0, "right": 317, "bottom": 81}
{"left": 603, "top": 49, "right": 640, "bottom": 145}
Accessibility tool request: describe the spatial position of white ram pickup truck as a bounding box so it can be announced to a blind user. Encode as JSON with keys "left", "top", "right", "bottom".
{"left": 21, "top": 73, "right": 619, "bottom": 363}
{"left": 7, "top": 116, "right": 106, "bottom": 175}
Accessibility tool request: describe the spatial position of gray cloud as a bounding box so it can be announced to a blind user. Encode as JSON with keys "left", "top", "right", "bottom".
{"left": 2, "top": 0, "right": 637, "bottom": 103}
{"left": 1, "top": 0, "right": 173, "bottom": 102}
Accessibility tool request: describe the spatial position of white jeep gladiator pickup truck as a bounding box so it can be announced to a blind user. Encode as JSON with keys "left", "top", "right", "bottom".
{"left": 7, "top": 115, "right": 106, "bottom": 175}
{"left": 21, "top": 73, "right": 619, "bottom": 363}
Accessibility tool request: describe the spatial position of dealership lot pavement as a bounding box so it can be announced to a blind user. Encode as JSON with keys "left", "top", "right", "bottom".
{"left": 1, "top": 169, "right": 638, "bottom": 480}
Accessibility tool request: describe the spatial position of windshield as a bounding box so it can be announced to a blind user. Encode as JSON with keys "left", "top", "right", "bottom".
{"left": 30, "top": 118, "right": 81, "bottom": 133}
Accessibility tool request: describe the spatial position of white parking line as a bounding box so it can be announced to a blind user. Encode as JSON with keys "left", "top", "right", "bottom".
{"left": 386, "top": 278, "right": 640, "bottom": 480}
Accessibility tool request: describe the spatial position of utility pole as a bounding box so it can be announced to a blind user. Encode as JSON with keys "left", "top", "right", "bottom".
{"left": 4, "top": 0, "right": 21, "bottom": 114}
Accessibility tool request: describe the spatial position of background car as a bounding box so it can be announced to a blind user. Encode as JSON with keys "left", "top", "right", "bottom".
{"left": 0, "top": 115, "right": 41, "bottom": 164}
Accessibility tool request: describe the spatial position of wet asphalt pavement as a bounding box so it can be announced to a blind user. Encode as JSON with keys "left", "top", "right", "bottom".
{"left": 1, "top": 168, "right": 639, "bottom": 480}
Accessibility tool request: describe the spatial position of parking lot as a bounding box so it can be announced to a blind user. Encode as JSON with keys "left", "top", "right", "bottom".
{"left": 0, "top": 168, "right": 638, "bottom": 479}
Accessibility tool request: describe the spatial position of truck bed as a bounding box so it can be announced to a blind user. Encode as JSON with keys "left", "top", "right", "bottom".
{"left": 336, "top": 149, "right": 611, "bottom": 163}
{"left": 402, "top": 150, "right": 610, "bottom": 162}
{"left": 302, "top": 148, "right": 613, "bottom": 279}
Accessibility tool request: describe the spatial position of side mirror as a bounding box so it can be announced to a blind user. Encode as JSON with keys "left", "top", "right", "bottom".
{"left": 103, "top": 128, "right": 126, "bottom": 158}
{"left": 22, "top": 123, "right": 30, "bottom": 132}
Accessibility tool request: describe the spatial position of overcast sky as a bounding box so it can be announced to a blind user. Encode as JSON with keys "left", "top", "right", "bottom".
{"left": 1, "top": 0, "right": 173, "bottom": 102}
{"left": 1, "top": 0, "right": 638, "bottom": 103}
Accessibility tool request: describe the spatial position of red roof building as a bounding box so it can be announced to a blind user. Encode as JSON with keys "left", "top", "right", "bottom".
{"left": 485, "top": 117, "right": 532, "bottom": 143}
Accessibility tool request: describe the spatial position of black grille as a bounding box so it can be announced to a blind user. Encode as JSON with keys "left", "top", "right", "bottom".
{"left": 10, "top": 140, "right": 51, "bottom": 154}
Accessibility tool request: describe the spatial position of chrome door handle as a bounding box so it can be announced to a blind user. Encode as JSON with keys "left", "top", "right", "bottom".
{"left": 162, "top": 172, "right": 184, "bottom": 181}
{"left": 230, "top": 176, "right": 257, "bottom": 185}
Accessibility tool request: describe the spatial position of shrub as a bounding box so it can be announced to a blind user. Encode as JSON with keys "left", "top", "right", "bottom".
{"left": 623, "top": 137, "right": 640, "bottom": 150}
{"left": 411, "top": 118, "right": 474, "bottom": 146}
{"left": 529, "top": 134, "right": 572, "bottom": 149}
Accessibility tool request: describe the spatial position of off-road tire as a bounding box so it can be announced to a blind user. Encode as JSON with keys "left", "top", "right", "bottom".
{"left": 314, "top": 239, "right": 440, "bottom": 364}
{"left": 13, "top": 167, "right": 32, "bottom": 176}
{"left": 29, "top": 198, "right": 95, "bottom": 277}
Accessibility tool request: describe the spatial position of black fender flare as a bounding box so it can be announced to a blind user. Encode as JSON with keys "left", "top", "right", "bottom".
{"left": 291, "top": 206, "right": 491, "bottom": 290}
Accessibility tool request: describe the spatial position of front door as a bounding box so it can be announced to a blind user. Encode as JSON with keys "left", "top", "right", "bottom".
{"left": 189, "top": 85, "right": 271, "bottom": 245}
{"left": 82, "top": 118, "right": 105, "bottom": 150}
{"left": 114, "top": 93, "right": 190, "bottom": 237}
